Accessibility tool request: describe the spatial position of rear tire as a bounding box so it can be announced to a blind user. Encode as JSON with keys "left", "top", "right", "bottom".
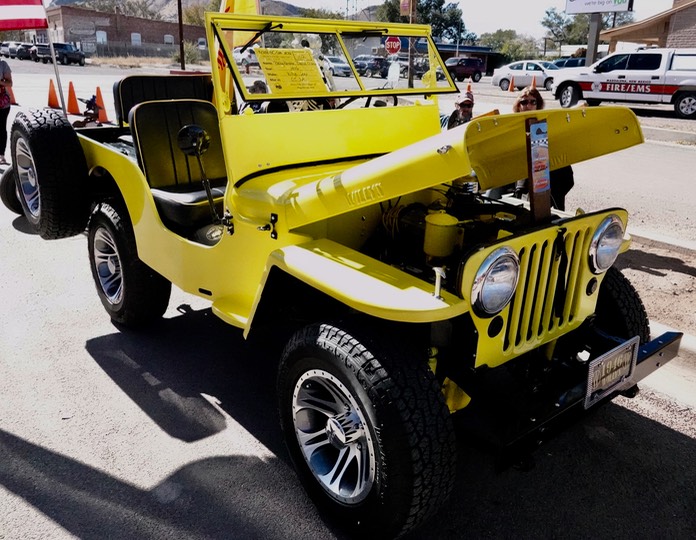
{"left": 499, "top": 79, "right": 510, "bottom": 91}
{"left": 278, "top": 322, "right": 456, "bottom": 538}
{"left": 10, "top": 109, "right": 90, "bottom": 239}
{"left": 674, "top": 92, "right": 696, "bottom": 119}
{"left": 472, "top": 71, "right": 482, "bottom": 82}
{"left": 544, "top": 78, "right": 553, "bottom": 91}
{"left": 87, "top": 202, "right": 171, "bottom": 327}
{"left": 0, "top": 166, "right": 23, "bottom": 215}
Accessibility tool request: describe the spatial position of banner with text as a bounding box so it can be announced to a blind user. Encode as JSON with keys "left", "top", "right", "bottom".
{"left": 565, "top": 0, "right": 633, "bottom": 14}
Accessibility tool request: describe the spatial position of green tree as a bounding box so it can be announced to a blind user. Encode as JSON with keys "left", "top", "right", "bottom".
{"left": 478, "top": 29, "right": 518, "bottom": 52}
{"left": 542, "top": 7, "right": 635, "bottom": 45}
{"left": 375, "top": 0, "right": 476, "bottom": 44}
{"left": 182, "top": 0, "right": 219, "bottom": 26}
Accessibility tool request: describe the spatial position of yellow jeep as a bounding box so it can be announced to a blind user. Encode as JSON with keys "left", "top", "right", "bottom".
{"left": 6, "top": 13, "right": 682, "bottom": 539}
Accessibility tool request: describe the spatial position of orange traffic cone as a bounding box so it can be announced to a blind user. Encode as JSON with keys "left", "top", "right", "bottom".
{"left": 466, "top": 78, "right": 472, "bottom": 93}
{"left": 67, "top": 82, "right": 80, "bottom": 115}
{"left": 508, "top": 76, "right": 515, "bottom": 92}
{"left": 530, "top": 76, "right": 537, "bottom": 90}
{"left": 48, "top": 79, "right": 59, "bottom": 109}
{"left": 95, "top": 86, "right": 109, "bottom": 123}
{"left": 7, "top": 85, "right": 17, "bottom": 105}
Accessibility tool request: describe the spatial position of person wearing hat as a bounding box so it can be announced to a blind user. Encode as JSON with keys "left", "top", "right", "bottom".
{"left": 447, "top": 89, "right": 474, "bottom": 129}
{"left": 239, "top": 80, "right": 268, "bottom": 114}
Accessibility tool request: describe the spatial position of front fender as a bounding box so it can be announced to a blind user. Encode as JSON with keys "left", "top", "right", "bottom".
{"left": 248, "top": 239, "right": 468, "bottom": 331}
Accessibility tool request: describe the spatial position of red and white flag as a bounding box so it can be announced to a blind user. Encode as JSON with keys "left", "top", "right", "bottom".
{"left": 0, "top": 0, "right": 48, "bottom": 31}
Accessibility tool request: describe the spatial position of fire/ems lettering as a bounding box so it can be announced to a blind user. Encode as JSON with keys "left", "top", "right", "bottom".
{"left": 602, "top": 83, "right": 652, "bottom": 93}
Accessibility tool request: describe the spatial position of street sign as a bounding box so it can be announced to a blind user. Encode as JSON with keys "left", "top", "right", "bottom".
{"left": 385, "top": 36, "right": 401, "bottom": 55}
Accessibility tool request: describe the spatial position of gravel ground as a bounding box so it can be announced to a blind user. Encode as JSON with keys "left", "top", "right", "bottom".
{"left": 616, "top": 238, "right": 696, "bottom": 337}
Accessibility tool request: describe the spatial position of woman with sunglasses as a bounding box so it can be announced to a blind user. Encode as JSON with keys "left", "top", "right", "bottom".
{"left": 510, "top": 85, "right": 574, "bottom": 210}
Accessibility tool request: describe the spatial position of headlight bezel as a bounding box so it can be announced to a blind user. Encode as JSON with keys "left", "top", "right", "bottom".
{"left": 471, "top": 246, "right": 520, "bottom": 317}
{"left": 589, "top": 214, "right": 624, "bottom": 274}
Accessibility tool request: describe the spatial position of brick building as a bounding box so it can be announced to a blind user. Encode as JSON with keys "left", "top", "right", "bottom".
{"left": 33, "top": 5, "right": 206, "bottom": 57}
{"left": 600, "top": 0, "right": 696, "bottom": 51}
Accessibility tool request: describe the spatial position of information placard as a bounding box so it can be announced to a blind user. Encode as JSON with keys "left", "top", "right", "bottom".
{"left": 255, "top": 48, "right": 327, "bottom": 95}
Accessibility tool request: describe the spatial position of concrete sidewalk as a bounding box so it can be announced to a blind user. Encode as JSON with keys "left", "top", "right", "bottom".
{"left": 645, "top": 321, "right": 696, "bottom": 408}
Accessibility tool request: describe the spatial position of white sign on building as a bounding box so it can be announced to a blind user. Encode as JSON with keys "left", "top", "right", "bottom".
{"left": 565, "top": 0, "right": 634, "bottom": 14}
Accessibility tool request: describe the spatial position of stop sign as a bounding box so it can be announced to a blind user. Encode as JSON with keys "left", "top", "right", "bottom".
{"left": 385, "top": 36, "right": 401, "bottom": 55}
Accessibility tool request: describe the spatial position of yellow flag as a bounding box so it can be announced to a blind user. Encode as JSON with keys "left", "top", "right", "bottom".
{"left": 215, "top": 0, "right": 260, "bottom": 95}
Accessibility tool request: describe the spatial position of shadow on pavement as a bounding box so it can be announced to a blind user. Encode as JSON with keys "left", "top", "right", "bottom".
{"left": 8, "top": 303, "right": 686, "bottom": 539}
{"left": 616, "top": 247, "right": 696, "bottom": 278}
{"left": 0, "top": 429, "right": 334, "bottom": 539}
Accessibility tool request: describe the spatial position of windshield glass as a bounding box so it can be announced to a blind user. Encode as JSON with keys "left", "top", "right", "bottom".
{"left": 208, "top": 13, "right": 457, "bottom": 106}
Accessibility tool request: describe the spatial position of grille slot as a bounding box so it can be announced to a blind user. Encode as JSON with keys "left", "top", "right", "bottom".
{"left": 504, "top": 225, "right": 592, "bottom": 352}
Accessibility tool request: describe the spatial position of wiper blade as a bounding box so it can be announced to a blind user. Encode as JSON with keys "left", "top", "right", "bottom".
{"left": 341, "top": 29, "right": 388, "bottom": 37}
{"left": 241, "top": 22, "right": 283, "bottom": 52}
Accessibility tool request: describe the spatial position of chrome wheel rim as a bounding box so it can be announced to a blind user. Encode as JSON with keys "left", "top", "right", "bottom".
{"left": 561, "top": 86, "right": 574, "bottom": 107}
{"left": 15, "top": 137, "right": 40, "bottom": 219}
{"left": 93, "top": 227, "right": 123, "bottom": 305}
{"left": 292, "top": 368, "right": 376, "bottom": 504}
{"left": 679, "top": 96, "right": 696, "bottom": 116}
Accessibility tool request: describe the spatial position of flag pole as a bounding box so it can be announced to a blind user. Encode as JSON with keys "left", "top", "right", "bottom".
{"left": 46, "top": 31, "right": 67, "bottom": 115}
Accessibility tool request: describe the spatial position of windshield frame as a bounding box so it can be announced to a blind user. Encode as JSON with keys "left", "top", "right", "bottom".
{"left": 207, "top": 13, "right": 458, "bottom": 107}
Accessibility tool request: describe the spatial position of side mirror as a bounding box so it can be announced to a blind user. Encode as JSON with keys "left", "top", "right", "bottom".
{"left": 177, "top": 124, "right": 210, "bottom": 157}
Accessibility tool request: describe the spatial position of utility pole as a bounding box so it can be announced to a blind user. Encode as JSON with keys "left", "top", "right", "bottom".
{"left": 586, "top": 12, "right": 601, "bottom": 64}
{"left": 177, "top": 0, "right": 185, "bottom": 70}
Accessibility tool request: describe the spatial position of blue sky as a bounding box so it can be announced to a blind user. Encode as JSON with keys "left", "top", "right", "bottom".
{"left": 287, "top": 0, "right": 675, "bottom": 38}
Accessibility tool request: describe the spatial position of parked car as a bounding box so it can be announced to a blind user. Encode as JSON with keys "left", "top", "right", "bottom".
{"left": 53, "top": 42, "right": 85, "bottom": 65}
{"left": 325, "top": 55, "right": 352, "bottom": 77}
{"left": 30, "top": 43, "right": 51, "bottom": 63}
{"left": 554, "top": 57, "right": 586, "bottom": 68}
{"left": 233, "top": 46, "right": 258, "bottom": 69}
{"left": 3, "top": 13, "right": 682, "bottom": 539}
{"left": 15, "top": 43, "right": 33, "bottom": 60}
{"left": 444, "top": 56, "right": 484, "bottom": 82}
{"left": 552, "top": 48, "right": 696, "bottom": 118}
{"left": 1, "top": 41, "right": 23, "bottom": 58}
{"left": 364, "top": 55, "right": 390, "bottom": 78}
{"left": 491, "top": 60, "right": 558, "bottom": 91}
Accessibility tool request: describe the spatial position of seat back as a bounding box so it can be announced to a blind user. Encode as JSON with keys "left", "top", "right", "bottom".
{"left": 113, "top": 74, "right": 213, "bottom": 127}
{"left": 129, "top": 99, "right": 226, "bottom": 190}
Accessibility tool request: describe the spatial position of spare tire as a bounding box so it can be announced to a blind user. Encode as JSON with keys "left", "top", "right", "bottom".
{"left": 1, "top": 166, "right": 23, "bottom": 215}
{"left": 11, "top": 109, "right": 90, "bottom": 239}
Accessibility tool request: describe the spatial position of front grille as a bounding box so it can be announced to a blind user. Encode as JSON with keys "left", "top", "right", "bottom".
{"left": 503, "top": 224, "right": 593, "bottom": 353}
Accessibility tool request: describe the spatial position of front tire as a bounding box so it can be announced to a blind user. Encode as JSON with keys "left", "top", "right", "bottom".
{"left": 0, "top": 166, "right": 23, "bottom": 215}
{"left": 559, "top": 83, "right": 579, "bottom": 108}
{"left": 10, "top": 109, "right": 90, "bottom": 239}
{"left": 87, "top": 202, "right": 171, "bottom": 327}
{"left": 674, "top": 92, "right": 696, "bottom": 119}
{"left": 595, "top": 267, "right": 650, "bottom": 344}
{"left": 278, "top": 322, "right": 456, "bottom": 538}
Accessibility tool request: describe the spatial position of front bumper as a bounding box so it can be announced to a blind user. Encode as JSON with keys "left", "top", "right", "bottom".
{"left": 498, "top": 331, "right": 682, "bottom": 465}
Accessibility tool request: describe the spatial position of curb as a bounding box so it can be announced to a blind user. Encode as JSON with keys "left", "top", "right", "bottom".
{"left": 651, "top": 321, "right": 696, "bottom": 366}
{"left": 629, "top": 228, "right": 696, "bottom": 255}
{"left": 641, "top": 125, "right": 696, "bottom": 146}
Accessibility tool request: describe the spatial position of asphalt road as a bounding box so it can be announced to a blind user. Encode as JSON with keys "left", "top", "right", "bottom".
{"left": 1, "top": 60, "right": 695, "bottom": 539}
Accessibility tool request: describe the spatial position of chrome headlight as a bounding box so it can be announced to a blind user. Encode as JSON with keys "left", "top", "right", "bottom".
{"left": 472, "top": 247, "right": 520, "bottom": 317}
{"left": 589, "top": 215, "right": 624, "bottom": 274}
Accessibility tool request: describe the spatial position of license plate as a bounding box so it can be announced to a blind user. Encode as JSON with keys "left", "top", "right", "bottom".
{"left": 584, "top": 336, "right": 639, "bottom": 409}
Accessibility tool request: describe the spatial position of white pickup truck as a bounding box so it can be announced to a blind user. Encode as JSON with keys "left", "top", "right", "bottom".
{"left": 552, "top": 48, "right": 696, "bottom": 119}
